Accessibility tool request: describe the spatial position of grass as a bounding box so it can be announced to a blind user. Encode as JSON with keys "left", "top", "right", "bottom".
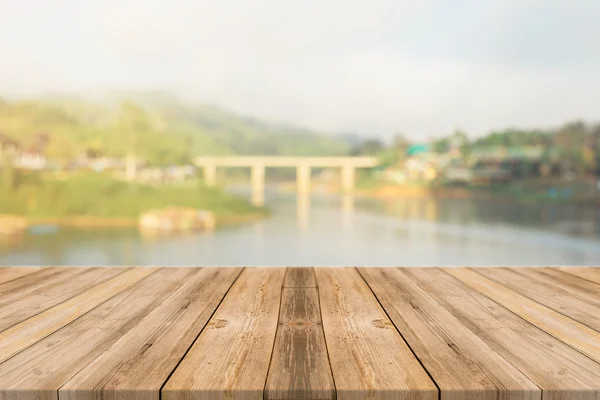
{"left": 0, "top": 172, "right": 265, "bottom": 221}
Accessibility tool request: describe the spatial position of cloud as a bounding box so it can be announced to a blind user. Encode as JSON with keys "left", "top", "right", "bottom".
{"left": 1, "top": 0, "right": 599, "bottom": 138}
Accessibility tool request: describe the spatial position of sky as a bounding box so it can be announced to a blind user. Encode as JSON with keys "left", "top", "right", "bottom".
{"left": 1, "top": 0, "right": 599, "bottom": 139}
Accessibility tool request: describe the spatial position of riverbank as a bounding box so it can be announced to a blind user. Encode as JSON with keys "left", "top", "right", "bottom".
{"left": 356, "top": 178, "right": 600, "bottom": 206}
{"left": 0, "top": 173, "right": 267, "bottom": 231}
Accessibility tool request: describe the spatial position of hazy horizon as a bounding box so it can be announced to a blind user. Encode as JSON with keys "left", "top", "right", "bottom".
{"left": 1, "top": 0, "right": 599, "bottom": 139}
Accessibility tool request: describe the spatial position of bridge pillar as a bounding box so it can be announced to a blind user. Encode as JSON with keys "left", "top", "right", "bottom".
{"left": 203, "top": 163, "right": 217, "bottom": 186}
{"left": 251, "top": 164, "right": 265, "bottom": 206}
{"left": 296, "top": 164, "right": 312, "bottom": 194}
{"left": 341, "top": 165, "right": 356, "bottom": 193}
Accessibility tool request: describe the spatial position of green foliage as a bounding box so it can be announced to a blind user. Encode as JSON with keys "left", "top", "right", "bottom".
{"left": 350, "top": 139, "right": 385, "bottom": 156}
{"left": 0, "top": 95, "right": 349, "bottom": 168}
{"left": 0, "top": 172, "right": 262, "bottom": 219}
{"left": 427, "top": 123, "right": 600, "bottom": 175}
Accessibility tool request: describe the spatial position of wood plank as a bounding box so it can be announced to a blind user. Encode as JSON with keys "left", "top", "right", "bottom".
{"left": 509, "top": 268, "right": 600, "bottom": 304}
{"left": 60, "top": 268, "right": 242, "bottom": 400}
{"left": 407, "top": 268, "right": 600, "bottom": 400}
{"left": 0, "top": 267, "right": 194, "bottom": 400}
{"left": 284, "top": 268, "right": 317, "bottom": 288}
{"left": 359, "top": 268, "right": 539, "bottom": 400}
{"left": 475, "top": 268, "right": 600, "bottom": 332}
{"left": 559, "top": 267, "right": 600, "bottom": 285}
{"left": 0, "top": 267, "right": 126, "bottom": 332}
{"left": 0, "top": 267, "right": 158, "bottom": 364}
{"left": 265, "top": 287, "right": 335, "bottom": 400}
{"left": 162, "top": 268, "right": 286, "bottom": 400}
{"left": 0, "top": 267, "right": 42, "bottom": 285}
{"left": 445, "top": 268, "right": 600, "bottom": 364}
{"left": 0, "top": 267, "right": 80, "bottom": 304}
{"left": 315, "top": 268, "right": 437, "bottom": 400}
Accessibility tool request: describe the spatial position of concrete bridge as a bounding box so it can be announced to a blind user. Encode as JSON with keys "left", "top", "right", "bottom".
{"left": 194, "top": 156, "right": 379, "bottom": 206}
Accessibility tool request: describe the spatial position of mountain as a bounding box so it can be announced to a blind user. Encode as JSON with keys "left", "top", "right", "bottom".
{"left": 0, "top": 93, "right": 350, "bottom": 166}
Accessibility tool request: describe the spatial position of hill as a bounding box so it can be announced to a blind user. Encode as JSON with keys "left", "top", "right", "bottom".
{"left": 0, "top": 94, "right": 350, "bottom": 167}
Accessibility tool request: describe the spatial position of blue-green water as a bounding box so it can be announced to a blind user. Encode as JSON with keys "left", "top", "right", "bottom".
{"left": 1, "top": 192, "right": 600, "bottom": 266}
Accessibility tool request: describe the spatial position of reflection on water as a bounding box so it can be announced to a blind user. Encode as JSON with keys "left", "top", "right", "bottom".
{"left": 297, "top": 192, "right": 310, "bottom": 231}
{"left": 369, "top": 196, "right": 600, "bottom": 239}
{"left": 1, "top": 192, "right": 600, "bottom": 266}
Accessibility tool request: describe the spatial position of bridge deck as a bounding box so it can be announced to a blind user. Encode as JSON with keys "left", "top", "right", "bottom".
{"left": 1, "top": 267, "right": 600, "bottom": 399}
{"left": 194, "top": 156, "right": 379, "bottom": 168}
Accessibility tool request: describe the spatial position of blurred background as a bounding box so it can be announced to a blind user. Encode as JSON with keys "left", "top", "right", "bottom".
{"left": 1, "top": 0, "right": 599, "bottom": 266}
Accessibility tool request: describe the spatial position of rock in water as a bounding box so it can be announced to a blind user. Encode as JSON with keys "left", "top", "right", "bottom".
{"left": 0, "top": 215, "right": 28, "bottom": 236}
{"left": 139, "top": 207, "right": 216, "bottom": 234}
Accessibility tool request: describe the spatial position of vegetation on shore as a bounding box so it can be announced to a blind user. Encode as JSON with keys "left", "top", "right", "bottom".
{"left": 0, "top": 173, "right": 266, "bottom": 226}
{"left": 0, "top": 94, "right": 349, "bottom": 166}
{"left": 2, "top": 93, "right": 600, "bottom": 219}
{"left": 356, "top": 175, "right": 600, "bottom": 206}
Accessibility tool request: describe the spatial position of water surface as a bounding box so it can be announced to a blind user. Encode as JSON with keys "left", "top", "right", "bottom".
{"left": 1, "top": 191, "right": 600, "bottom": 266}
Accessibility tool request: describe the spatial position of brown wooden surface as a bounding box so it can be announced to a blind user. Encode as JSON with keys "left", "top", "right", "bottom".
{"left": 0, "top": 267, "right": 77, "bottom": 305}
{"left": 0, "top": 267, "right": 157, "bottom": 364}
{"left": 0, "top": 267, "right": 43, "bottom": 285}
{"left": 60, "top": 268, "right": 242, "bottom": 400}
{"left": 284, "top": 267, "right": 317, "bottom": 288}
{"left": 406, "top": 268, "right": 600, "bottom": 400}
{"left": 316, "top": 268, "right": 438, "bottom": 400}
{"left": 0, "top": 267, "right": 600, "bottom": 399}
{"left": 0, "top": 267, "right": 125, "bottom": 332}
{"left": 559, "top": 267, "right": 600, "bottom": 285}
{"left": 359, "top": 268, "right": 539, "bottom": 400}
{"left": 266, "top": 268, "right": 335, "bottom": 400}
{"left": 476, "top": 267, "right": 600, "bottom": 331}
{"left": 446, "top": 268, "right": 600, "bottom": 364}
{"left": 162, "top": 268, "right": 286, "bottom": 400}
{"left": 525, "top": 267, "right": 600, "bottom": 303}
{"left": 0, "top": 268, "right": 176, "bottom": 400}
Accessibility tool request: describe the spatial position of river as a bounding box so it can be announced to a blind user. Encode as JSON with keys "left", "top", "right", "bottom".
{"left": 1, "top": 190, "right": 600, "bottom": 266}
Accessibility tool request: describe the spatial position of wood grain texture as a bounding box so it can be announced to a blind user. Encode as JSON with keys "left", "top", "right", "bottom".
{"left": 0, "top": 268, "right": 192, "bottom": 400}
{"left": 409, "top": 268, "right": 600, "bottom": 400}
{"left": 315, "top": 268, "right": 438, "bottom": 400}
{"left": 476, "top": 268, "right": 600, "bottom": 332}
{"left": 359, "top": 267, "right": 539, "bottom": 400}
{"left": 508, "top": 267, "right": 600, "bottom": 305}
{"left": 0, "top": 267, "right": 125, "bottom": 332}
{"left": 0, "top": 267, "right": 157, "bottom": 364}
{"left": 559, "top": 267, "right": 600, "bottom": 285}
{"left": 0, "top": 267, "right": 78, "bottom": 305}
{"left": 284, "top": 268, "right": 317, "bottom": 288}
{"left": 0, "top": 267, "right": 42, "bottom": 285}
{"left": 60, "top": 267, "right": 242, "bottom": 400}
{"left": 162, "top": 268, "right": 286, "bottom": 400}
{"left": 445, "top": 268, "right": 600, "bottom": 364}
{"left": 265, "top": 287, "right": 335, "bottom": 400}
{"left": 0, "top": 267, "right": 600, "bottom": 399}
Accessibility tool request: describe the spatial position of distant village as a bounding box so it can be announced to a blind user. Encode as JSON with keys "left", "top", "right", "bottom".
{"left": 2, "top": 129, "right": 600, "bottom": 194}
{"left": 0, "top": 133, "right": 196, "bottom": 185}
{"left": 384, "top": 144, "right": 565, "bottom": 185}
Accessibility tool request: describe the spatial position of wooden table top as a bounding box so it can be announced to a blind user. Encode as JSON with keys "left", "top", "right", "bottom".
{"left": 0, "top": 266, "right": 600, "bottom": 400}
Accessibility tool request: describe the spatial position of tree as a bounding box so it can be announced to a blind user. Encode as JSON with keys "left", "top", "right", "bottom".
{"left": 46, "top": 134, "right": 77, "bottom": 170}
{"left": 375, "top": 133, "right": 412, "bottom": 168}
{"left": 431, "top": 137, "right": 450, "bottom": 153}
{"left": 116, "top": 102, "right": 152, "bottom": 180}
{"left": 554, "top": 121, "right": 588, "bottom": 174}
{"left": 351, "top": 138, "right": 385, "bottom": 156}
{"left": 592, "top": 124, "right": 600, "bottom": 176}
{"left": 0, "top": 136, "right": 17, "bottom": 191}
